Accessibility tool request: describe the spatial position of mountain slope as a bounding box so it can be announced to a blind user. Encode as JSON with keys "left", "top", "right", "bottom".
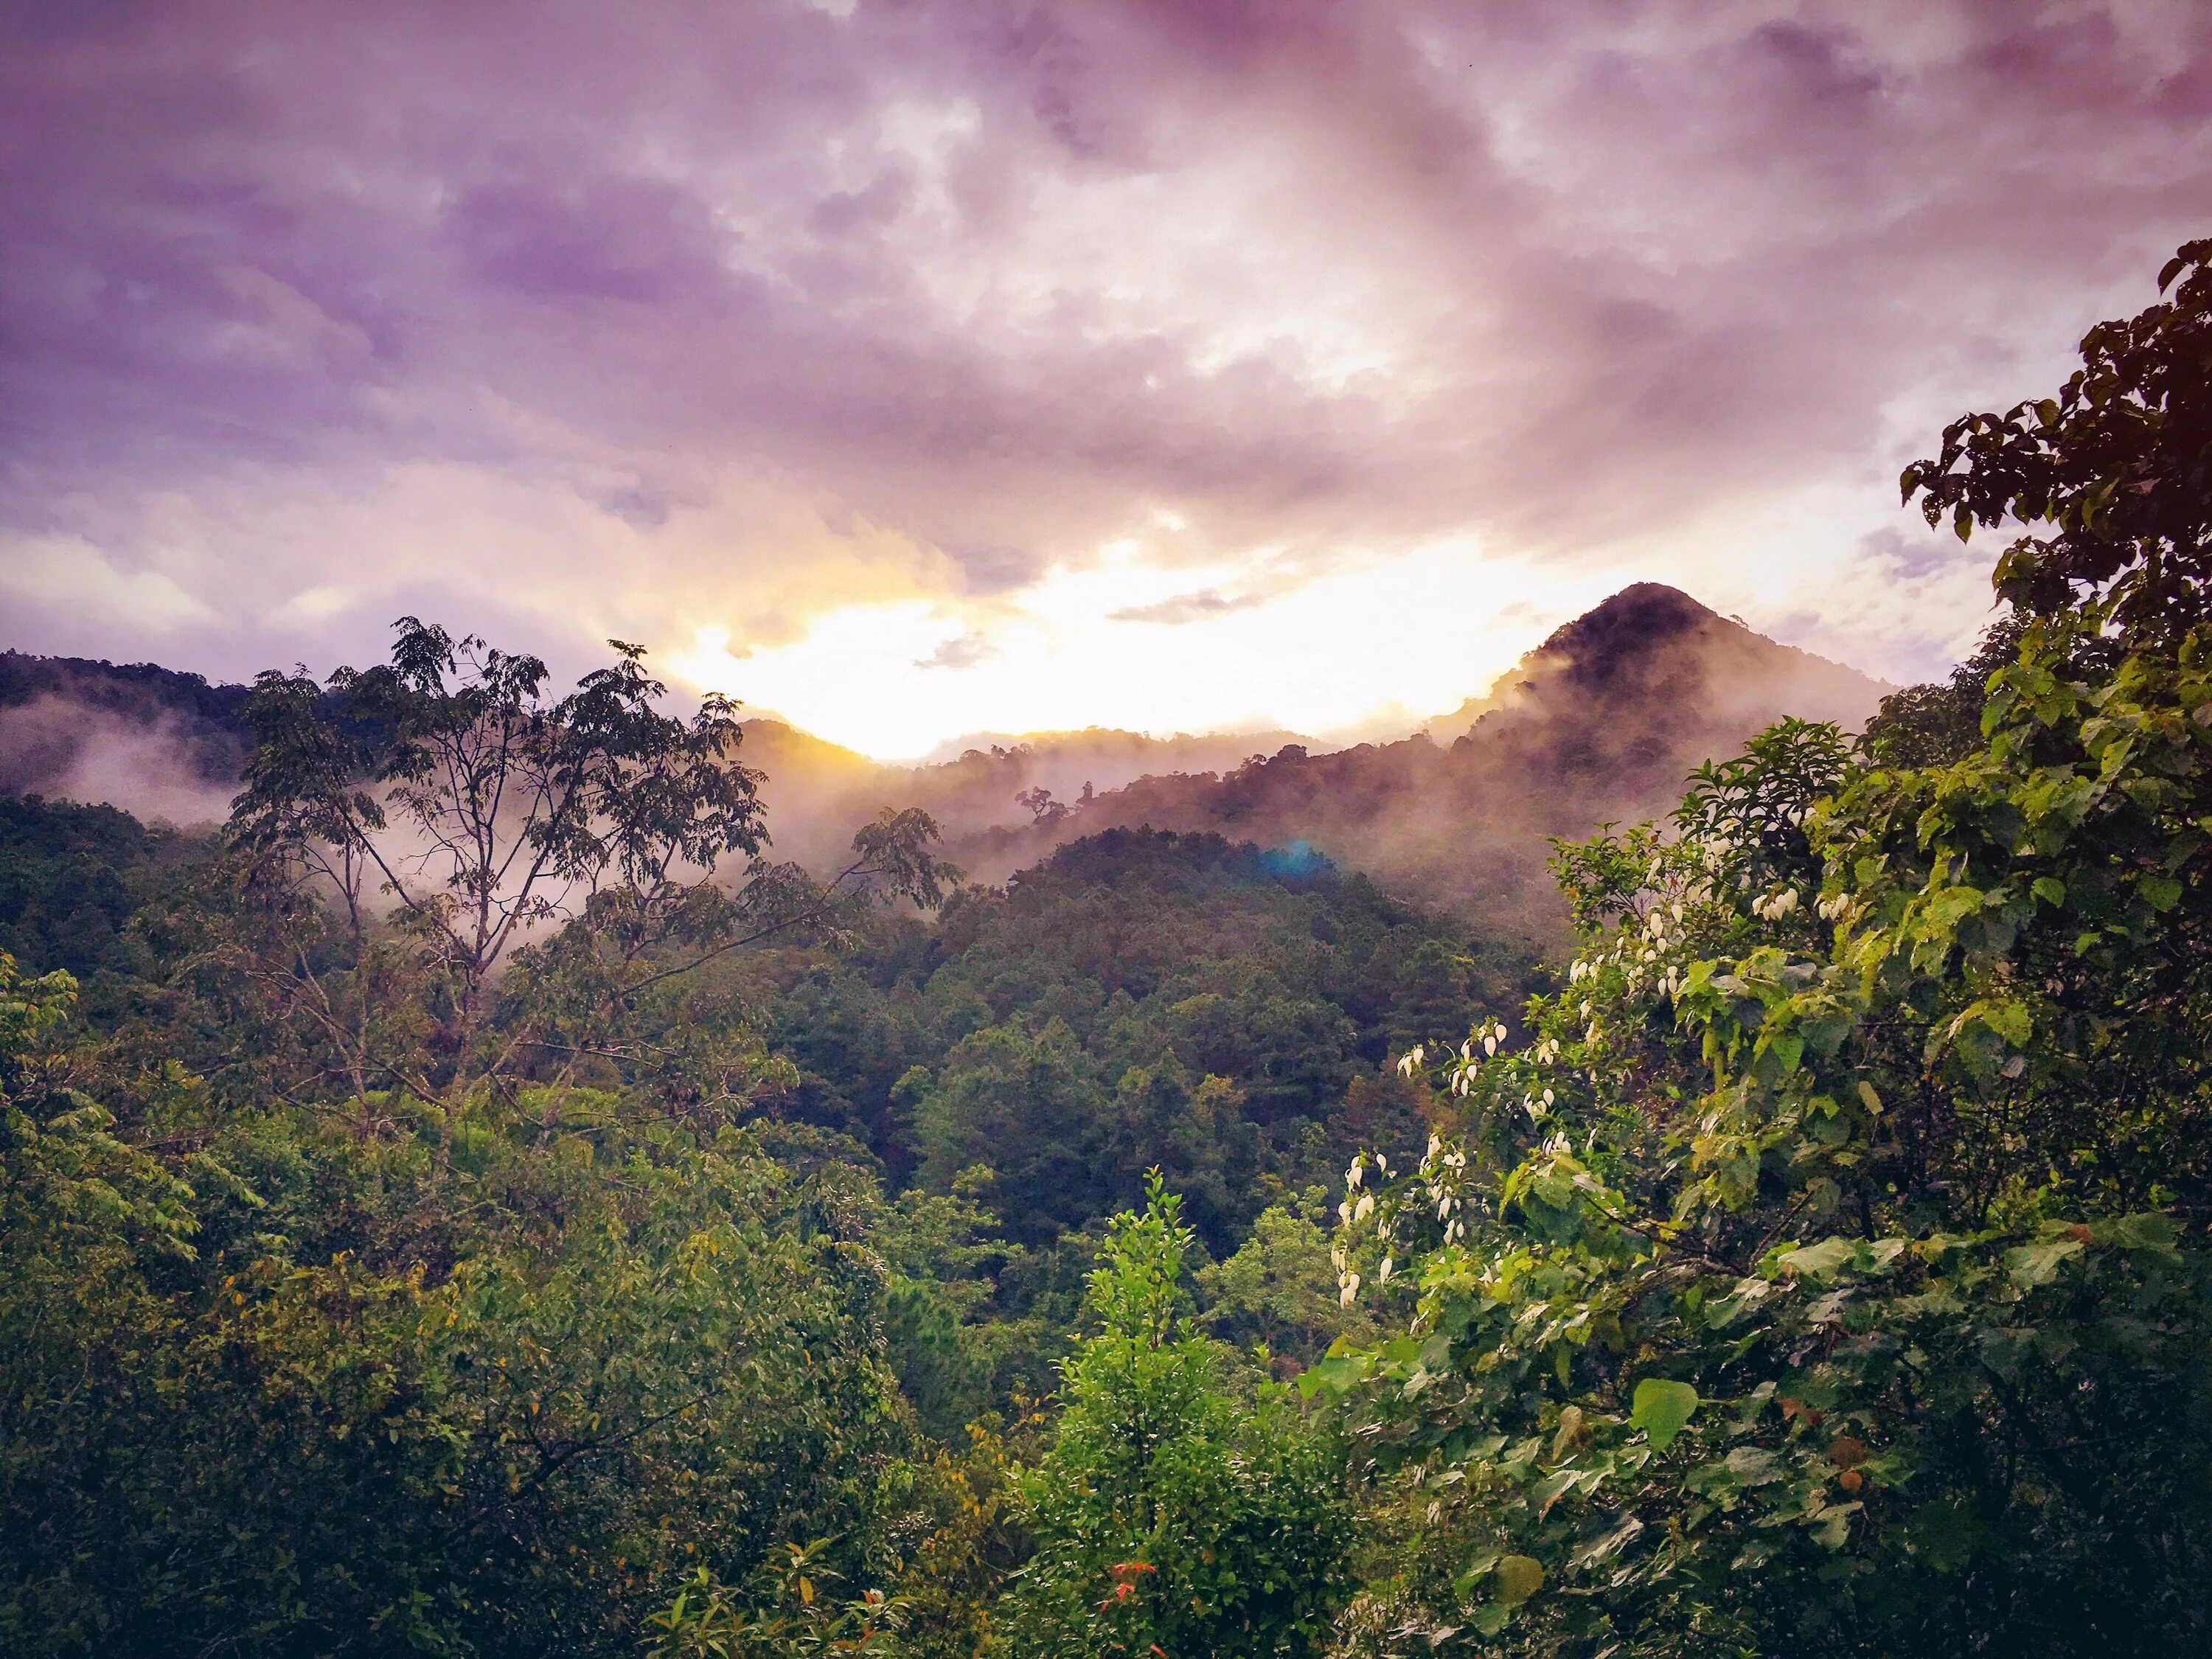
{"left": 0, "top": 586, "right": 1893, "bottom": 931}
{"left": 959, "top": 585, "right": 1891, "bottom": 932}
{"left": 0, "top": 650, "right": 247, "bottom": 824}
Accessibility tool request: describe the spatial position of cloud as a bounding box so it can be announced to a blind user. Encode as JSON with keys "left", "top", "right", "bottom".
{"left": 1110, "top": 588, "right": 1266, "bottom": 625}
{"left": 0, "top": 0, "right": 2208, "bottom": 742}
{"left": 914, "top": 630, "right": 997, "bottom": 670}
{"left": 0, "top": 536, "right": 215, "bottom": 633}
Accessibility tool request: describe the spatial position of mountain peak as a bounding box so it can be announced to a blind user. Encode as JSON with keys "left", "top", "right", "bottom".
{"left": 1537, "top": 582, "right": 1718, "bottom": 655}
{"left": 1423, "top": 583, "right": 1887, "bottom": 748}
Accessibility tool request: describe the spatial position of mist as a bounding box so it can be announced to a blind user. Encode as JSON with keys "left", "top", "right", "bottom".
{"left": 894, "top": 585, "right": 1896, "bottom": 936}
{"left": 0, "top": 586, "right": 1896, "bottom": 940}
{"left": 0, "top": 695, "right": 236, "bottom": 827}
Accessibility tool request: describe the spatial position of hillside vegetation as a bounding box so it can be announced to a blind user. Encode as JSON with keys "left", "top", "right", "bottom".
{"left": 4, "top": 238, "right": 2212, "bottom": 1657}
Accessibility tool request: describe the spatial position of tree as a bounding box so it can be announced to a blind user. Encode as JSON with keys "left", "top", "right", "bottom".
{"left": 1001, "top": 1172, "right": 1352, "bottom": 1659}
{"left": 1859, "top": 616, "right": 2026, "bottom": 768}
{"left": 1902, "top": 236, "right": 2212, "bottom": 642}
{"left": 1015, "top": 786, "right": 1068, "bottom": 827}
{"left": 908, "top": 1018, "right": 1110, "bottom": 1248}
{"left": 1196, "top": 1193, "right": 1377, "bottom": 1369}
{"left": 1386, "top": 937, "right": 1477, "bottom": 1053}
{"left": 1311, "top": 239, "right": 2212, "bottom": 1657}
{"left": 218, "top": 619, "right": 948, "bottom": 1126}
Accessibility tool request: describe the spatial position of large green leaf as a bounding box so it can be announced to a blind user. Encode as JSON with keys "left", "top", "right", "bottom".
{"left": 1630, "top": 1379, "right": 1701, "bottom": 1450}
{"left": 2004, "top": 1237, "right": 2083, "bottom": 1290}
{"left": 1777, "top": 1237, "right": 1856, "bottom": 1282}
{"left": 1493, "top": 1554, "right": 1544, "bottom": 1607}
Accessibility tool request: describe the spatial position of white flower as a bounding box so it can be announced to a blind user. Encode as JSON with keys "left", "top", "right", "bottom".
{"left": 1339, "top": 1272, "right": 1361, "bottom": 1307}
{"left": 1753, "top": 887, "right": 1801, "bottom": 922}
{"left": 1354, "top": 1193, "right": 1374, "bottom": 1224}
{"left": 1377, "top": 1257, "right": 1394, "bottom": 1283}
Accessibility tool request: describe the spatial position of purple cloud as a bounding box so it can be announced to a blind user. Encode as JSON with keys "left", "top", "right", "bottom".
{"left": 0, "top": 0, "right": 2206, "bottom": 705}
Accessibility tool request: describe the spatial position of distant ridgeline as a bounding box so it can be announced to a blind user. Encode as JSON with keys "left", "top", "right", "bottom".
{"left": 911, "top": 585, "right": 1891, "bottom": 933}
{"left": 0, "top": 649, "right": 251, "bottom": 824}
{"left": 0, "top": 649, "right": 253, "bottom": 740}
{"left": 699, "top": 585, "right": 1891, "bottom": 935}
{"left": 0, "top": 585, "right": 1889, "bottom": 933}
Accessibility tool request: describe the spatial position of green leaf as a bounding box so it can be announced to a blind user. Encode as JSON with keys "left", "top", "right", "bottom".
{"left": 1631, "top": 1378, "right": 1701, "bottom": 1450}
{"left": 2099, "top": 1211, "right": 2178, "bottom": 1253}
{"left": 2138, "top": 874, "right": 2183, "bottom": 912}
{"left": 1980, "top": 998, "right": 2032, "bottom": 1046}
{"left": 1493, "top": 1555, "right": 1544, "bottom": 1607}
{"left": 1764, "top": 1030, "right": 1805, "bottom": 1075}
{"left": 2031, "top": 876, "right": 2066, "bottom": 906}
{"left": 1777, "top": 1238, "right": 1854, "bottom": 1282}
{"left": 1532, "top": 1467, "right": 1579, "bottom": 1520}
{"left": 1919, "top": 885, "right": 1988, "bottom": 935}
{"left": 1725, "top": 1445, "right": 1784, "bottom": 1485}
{"left": 2004, "top": 1238, "right": 2083, "bottom": 1290}
{"left": 1297, "top": 1354, "right": 1366, "bottom": 1399}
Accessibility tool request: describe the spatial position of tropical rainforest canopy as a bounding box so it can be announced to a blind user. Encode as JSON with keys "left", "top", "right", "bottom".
{"left": 5, "top": 239, "right": 2212, "bottom": 1657}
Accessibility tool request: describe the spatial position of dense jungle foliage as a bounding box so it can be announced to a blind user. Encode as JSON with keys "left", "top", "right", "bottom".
{"left": 7, "top": 239, "right": 2212, "bottom": 1655}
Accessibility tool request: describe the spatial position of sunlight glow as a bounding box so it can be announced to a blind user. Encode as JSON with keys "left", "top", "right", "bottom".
{"left": 671, "top": 540, "right": 1625, "bottom": 760}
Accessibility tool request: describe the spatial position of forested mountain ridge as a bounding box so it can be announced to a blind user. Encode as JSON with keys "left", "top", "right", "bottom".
{"left": 0, "top": 585, "right": 1889, "bottom": 938}
{"left": 996, "top": 585, "right": 1890, "bottom": 933}
{"left": 1422, "top": 581, "right": 1880, "bottom": 742}
{"left": 0, "top": 650, "right": 1302, "bottom": 840}
{"left": 0, "top": 649, "right": 247, "bottom": 824}
{"left": 0, "top": 787, "right": 1528, "bottom": 1432}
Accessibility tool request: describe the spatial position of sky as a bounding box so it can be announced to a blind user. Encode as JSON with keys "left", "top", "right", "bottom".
{"left": 3, "top": 1, "right": 2209, "bottom": 759}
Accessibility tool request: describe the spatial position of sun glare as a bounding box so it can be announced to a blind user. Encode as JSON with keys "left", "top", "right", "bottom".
{"left": 672, "top": 541, "right": 1625, "bottom": 761}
